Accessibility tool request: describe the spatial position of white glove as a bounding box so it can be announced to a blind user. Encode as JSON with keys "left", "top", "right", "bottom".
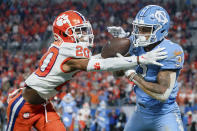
{"left": 117, "top": 47, "right": 167, "bottom": 67}
{"left": 139, "top": 47, "right": 167, "bottom": 66}
{"left": 116, "top": 53, "right": 137, "bottom": 80}
{"left": 107, "top": 26, "right": 130, "bottom": 38}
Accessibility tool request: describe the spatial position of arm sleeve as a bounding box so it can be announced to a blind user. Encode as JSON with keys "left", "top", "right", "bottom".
{"left": 87, "top": 55, "right": 138, "bottom": 72}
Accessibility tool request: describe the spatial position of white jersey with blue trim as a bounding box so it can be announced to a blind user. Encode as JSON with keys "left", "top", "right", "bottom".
{"left": 129, "top": 36, "right": 184, "bottom": 114}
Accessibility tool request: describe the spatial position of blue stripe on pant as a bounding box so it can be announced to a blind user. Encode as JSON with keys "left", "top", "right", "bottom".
{"left": 6, "top": 94, "right": 25, "bottom": 131}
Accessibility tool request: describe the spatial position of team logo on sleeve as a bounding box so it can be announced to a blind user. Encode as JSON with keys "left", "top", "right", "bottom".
{"left": 173, "top": 51, "right": 182, "bottom": 56}
{"left": 94, "top": 62, "right": 100, "bottom": 70}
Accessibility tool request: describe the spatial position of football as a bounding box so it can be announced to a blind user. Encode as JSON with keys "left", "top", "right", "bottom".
{"left": 101, "top": 38, "right": 131, "bottom": 58}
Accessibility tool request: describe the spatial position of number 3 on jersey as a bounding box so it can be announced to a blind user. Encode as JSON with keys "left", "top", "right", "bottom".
{"left": 35, "top": 47, "right": 59, "bottom": 77}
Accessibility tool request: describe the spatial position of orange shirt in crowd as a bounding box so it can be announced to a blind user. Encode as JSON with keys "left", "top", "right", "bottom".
{"left": 89, "top": 92, "right": 99, "bottom": 105}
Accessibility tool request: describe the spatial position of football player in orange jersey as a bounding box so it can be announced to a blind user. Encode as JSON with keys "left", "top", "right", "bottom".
{"left": 6, "top": 10, "right": 167, "bottom": 131}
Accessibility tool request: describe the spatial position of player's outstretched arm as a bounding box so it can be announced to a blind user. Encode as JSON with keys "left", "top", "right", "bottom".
{"left": 107, "top": 26, "right": 130, "bottom": 38}
{"left": 62, "top": 48, "right": 167, "bottom": 72}
{"left": 62, "top": 47, "right": 167, "bottom": 72}
{"left": 62, "top": 56, "right": 138, "bottom": 72}
{"left": 125, "top": 70, "right": 177, "bottom": 102}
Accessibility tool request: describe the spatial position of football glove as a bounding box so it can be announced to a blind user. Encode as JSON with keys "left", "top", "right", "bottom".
{"left": 107, "top": 26, "right": 130, "bottom": 38}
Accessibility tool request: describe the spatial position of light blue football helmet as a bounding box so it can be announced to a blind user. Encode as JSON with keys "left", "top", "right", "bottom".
{"left": 132, "top": 5, "right": 170, "bottom": 47}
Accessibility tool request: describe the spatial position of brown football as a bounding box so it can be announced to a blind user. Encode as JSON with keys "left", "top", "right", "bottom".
{"left": 101, "top": 38, "right": 131, "bottom": 58}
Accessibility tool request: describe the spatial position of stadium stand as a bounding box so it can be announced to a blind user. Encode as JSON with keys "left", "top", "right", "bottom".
{"left": 1, "top": 0, "right": 197, "bottom": 130}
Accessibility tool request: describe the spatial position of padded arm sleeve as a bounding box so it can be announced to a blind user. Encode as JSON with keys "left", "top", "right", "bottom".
{"left": 87, "top": 55, "right": 137, "bottom": 72}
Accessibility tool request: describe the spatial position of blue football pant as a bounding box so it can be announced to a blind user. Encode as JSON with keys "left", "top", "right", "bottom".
{"left": 124, "top": 109, "right": 184, "bottom": 131}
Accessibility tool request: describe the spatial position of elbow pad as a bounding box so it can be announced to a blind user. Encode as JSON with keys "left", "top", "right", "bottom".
{"left": 87, "top": 56, "right": 137, "bottom": 72}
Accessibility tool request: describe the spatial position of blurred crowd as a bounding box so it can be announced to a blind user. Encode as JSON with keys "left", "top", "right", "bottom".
{"left": 1, "top": 0, "right": 197, "bottom": 130}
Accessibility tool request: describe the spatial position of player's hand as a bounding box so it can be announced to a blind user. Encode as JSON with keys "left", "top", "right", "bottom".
{"left": 116, "top": 53, "right": 137, "bottom": 79}
{"left": 124, "top": 69, "right": 136, "bottom": 77}
{"left": 139, "top": 47, "right": 167, "bottom": 66}
{"left": 107, "top": 26, "right": 130, "bottom": 38}
{"left": 124, "top": 69, "right": 137, "bottom": 81}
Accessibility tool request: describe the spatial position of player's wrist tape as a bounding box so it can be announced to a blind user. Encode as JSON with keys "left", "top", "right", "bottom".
{"left": 129, "top": 72, "right": 137, "bottom": 81}
{"left": 125, "top": 70, "right": 135, "bottom": 77}
{"left": 87, "top": 56, "right": 138, "bottom": 72}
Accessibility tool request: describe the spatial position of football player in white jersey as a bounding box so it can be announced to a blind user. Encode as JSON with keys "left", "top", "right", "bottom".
{"left": 6, "top": 10, "right": 167, "bottom": 131}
